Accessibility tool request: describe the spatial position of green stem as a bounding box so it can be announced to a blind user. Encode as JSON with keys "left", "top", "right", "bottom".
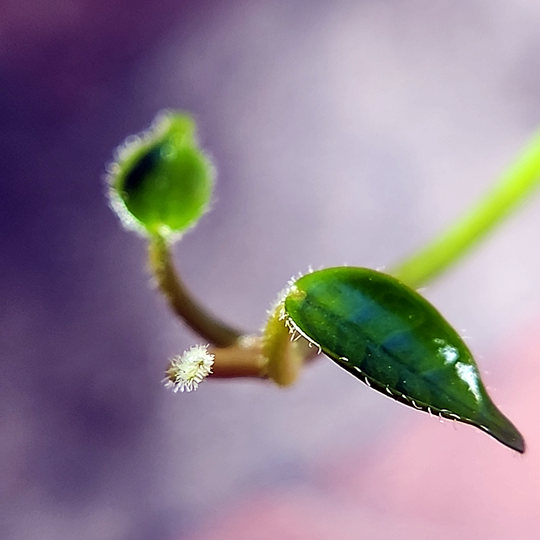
{"left": 148, "top": 234, "right": 243, "bottom": 348}
{"left": 391, "top": 128, "right": 540, "bottom": 288}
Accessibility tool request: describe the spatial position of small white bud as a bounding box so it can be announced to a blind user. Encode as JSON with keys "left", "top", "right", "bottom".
{"left": 164, "top": 344, "right": 214, "bottom": 393}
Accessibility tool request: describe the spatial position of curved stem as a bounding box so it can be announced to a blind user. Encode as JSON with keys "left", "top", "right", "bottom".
{"left": 149, "top": 234, "right": 318, "bottom": 381}
{"left": 148, "top": 234, "right": 243, "bottom": 348}
{"left": 391, "top": 128, "right": 540, "bottom": 288}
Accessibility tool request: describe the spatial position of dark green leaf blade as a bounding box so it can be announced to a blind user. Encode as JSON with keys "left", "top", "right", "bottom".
{"left": 284, "top": 267, "right": 525, "bottom": 453}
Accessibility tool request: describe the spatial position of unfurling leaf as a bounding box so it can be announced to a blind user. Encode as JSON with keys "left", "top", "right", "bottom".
{"left": 283, "top": 267, "right": 525, "bottom": 453}
{"left": 108, "top": 111, "right": 214, "bottom": 239}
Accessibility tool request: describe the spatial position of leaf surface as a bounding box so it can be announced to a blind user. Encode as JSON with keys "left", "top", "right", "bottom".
{"left": 284, "top": 267, "right": 525, "bottom": 453}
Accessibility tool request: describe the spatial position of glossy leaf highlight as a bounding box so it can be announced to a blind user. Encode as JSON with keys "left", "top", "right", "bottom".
{"left": 283, "top": 267, "right": 525, "bottom": 453}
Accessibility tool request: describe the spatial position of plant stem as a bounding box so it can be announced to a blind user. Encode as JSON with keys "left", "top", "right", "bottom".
{"left": 148, "top": 234, "right": 243, "bottom": 348}
{"left": 391, "top": 128, "right": 540, "bottom": 288}
{"left": 262, "top": 306, "right": 310, "bottom": 386}
{"left": 209, "top": 336, "right": 266, "bottom": 378}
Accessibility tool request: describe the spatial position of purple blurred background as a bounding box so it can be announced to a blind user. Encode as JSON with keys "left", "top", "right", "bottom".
{"left": 2, "top": 1, "right": 540, "bottom": 539}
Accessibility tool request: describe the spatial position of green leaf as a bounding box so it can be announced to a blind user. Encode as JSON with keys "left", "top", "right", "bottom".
{"left": 283, "top": 267, "right": 525, "bottom": 453}
{"left": 108, "top": 111, "right": 214, "bottom": 239}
